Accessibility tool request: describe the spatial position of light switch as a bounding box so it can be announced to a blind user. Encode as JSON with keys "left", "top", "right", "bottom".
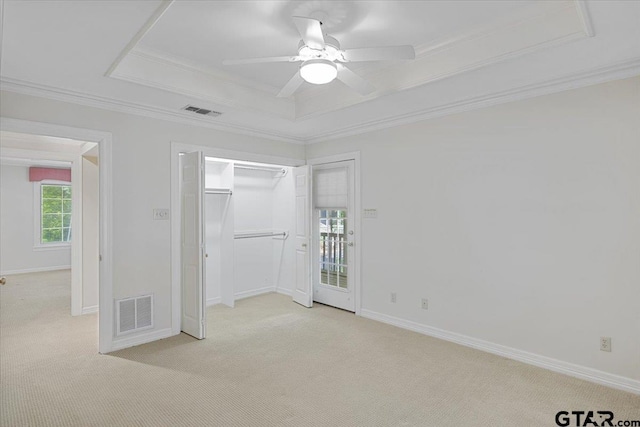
{"left": 153, "top": 209, "right": 170, "bottom": 220}
{"left": 363, "top": 208, "right": 378, "bottom": 219}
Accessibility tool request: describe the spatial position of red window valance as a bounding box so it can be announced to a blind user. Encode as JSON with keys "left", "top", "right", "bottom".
{"left": 29, "top": 167, "right": 71, "bottom": 182}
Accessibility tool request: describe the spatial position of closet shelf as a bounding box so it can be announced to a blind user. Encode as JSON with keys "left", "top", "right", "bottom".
{"left": 234, "top": 164, "right": 287, "bottom": 177}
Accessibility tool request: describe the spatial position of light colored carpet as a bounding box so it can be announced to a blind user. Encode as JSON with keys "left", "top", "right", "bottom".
{"left": 1, "top": 270, "right": 638, "bottom": 426}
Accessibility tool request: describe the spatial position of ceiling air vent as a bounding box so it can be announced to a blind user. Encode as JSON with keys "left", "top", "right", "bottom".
{"left": 182, "top": 105, "right": 222, "bottom": 117}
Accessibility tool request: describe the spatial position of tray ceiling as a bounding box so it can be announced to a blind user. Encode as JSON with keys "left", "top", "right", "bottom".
{"left": 2, "top": 1, "right": 640, "bottom": 143}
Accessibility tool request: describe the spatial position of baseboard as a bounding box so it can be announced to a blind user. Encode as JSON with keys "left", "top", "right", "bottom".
{"left": 235, "top": 286, "right": 276, "bottom": 300}
{"left": 275, "top": 287, "right": 292, "bottom": 296}
{"left": 360, "top": 309, "right": 640, "bottom": 395}
{"left": 81, "top": 305, "right": 98, "bottom": 315}
{"left": 109, "top": 328, "right": 175, "bottom": 352}
{"left": 206, "top": 297, "right": 221, "bottom": 307}
{"left": 0, "top": 265, "right": 71, "bottom": 276}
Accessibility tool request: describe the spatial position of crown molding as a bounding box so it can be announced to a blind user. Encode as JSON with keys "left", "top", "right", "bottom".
{"left": 0, "top": 77, "right": 306, "bottom": 145}
{"left": 305, "top": 57, "right": 640, "bottom": 144}
{"left": 295, "top": 1, "right": 589, "bottom": 120}
{"left": 110, "top": 50, "right": 294, "bottom": 120}
{"left": 411, "top": 0, "right": 577, "bottom": 58}
{"left": 132, "top": 46, "right": 282, "bottom": 95}
{"left": 2, "top": 58, "right": 638, "bottom": 147}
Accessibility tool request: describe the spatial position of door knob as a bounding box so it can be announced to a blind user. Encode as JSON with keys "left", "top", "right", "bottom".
{"left": 302, "top": 243, "right": 307, "bottom": 248}
{"left": 348, "top": 242, "right": 354, "bottom": 247}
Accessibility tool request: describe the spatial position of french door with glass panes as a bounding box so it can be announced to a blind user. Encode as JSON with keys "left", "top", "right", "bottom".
{"left": 312, "top": 161, "right": 355, "bottom": 312}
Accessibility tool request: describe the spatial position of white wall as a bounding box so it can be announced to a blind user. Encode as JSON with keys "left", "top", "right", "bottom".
{"left": 3, "top": 77, "right": 637, "bottom": 386}
{"left": 0, "top": 164, "right": 71, "bottom": 274}
{"left": 233, "top": 168, "right": 276, "bottom": 296}
{"left": 306, "top": 76, "right": 640, "bottom": 383}
{"left": 0, "top": 90, "right": 305, "bottom": 347}
{"left": 205, "top": 164, "right": 295, "bottom": 301}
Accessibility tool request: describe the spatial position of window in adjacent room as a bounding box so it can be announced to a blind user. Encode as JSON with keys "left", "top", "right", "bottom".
{"left": 39, "top": 183, "right": 72, "bottom": 244}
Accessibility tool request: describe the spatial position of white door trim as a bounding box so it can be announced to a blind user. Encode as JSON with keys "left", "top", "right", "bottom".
{"left": 306, "top": 152, "right": 362, "bottom": 316}
{"left": 0, "top": 117, "right": 113, "bottom": 354}
{"left": 170, "top": 141, "right": 304, "bottom": 335}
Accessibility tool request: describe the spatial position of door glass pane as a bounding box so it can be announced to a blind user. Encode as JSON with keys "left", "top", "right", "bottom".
{"left": 318, "top": 209, "right": 348, "bottom": 289}
{"left": 338, "top": 267, "right": 348, "bottom": 289}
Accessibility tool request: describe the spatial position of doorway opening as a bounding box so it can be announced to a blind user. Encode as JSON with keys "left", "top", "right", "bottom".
{"left": 0, "top": 118, "right": 112, "bottom": 353}
{"left": 0, "top": 130, "right": 100, "bottom": 351}
{"left": 312, "top": 161, "right": 356, "bottom": 312}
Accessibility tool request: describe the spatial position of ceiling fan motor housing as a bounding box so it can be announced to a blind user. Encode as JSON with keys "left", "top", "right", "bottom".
{"left": 297, "top": 34, "right": 341, "bottom": 59}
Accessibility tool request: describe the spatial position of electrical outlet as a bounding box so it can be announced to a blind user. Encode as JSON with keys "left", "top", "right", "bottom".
{"left": 421, "top": 298, "right": 428, "bottom": 310}
{"left": 600, "top": 337, "right": 611, "bottom": 352}
{"left": 390, "top": 292, "right": 397, "bottom": 303}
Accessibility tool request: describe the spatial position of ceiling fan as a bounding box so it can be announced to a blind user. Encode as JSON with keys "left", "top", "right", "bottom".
{"left": 222, "top": 16, "right": 415, "bottom": 98}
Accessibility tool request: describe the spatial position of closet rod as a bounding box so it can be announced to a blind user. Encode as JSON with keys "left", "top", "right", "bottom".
{"left": 234, "top": 164, "right": 286, "bottom": 175}
{"left": 205, "top": 188, "right": 232, "bottom": 195}
{"left": 234, "top": 231, "right": 288, "bottom": 240}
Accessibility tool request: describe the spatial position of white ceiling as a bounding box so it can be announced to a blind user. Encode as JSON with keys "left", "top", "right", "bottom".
{"left": 0, "top": 130, "right": 89, "bottom": 166}
{"left": 1, "top": 1, "right": 639, "bottom": 143}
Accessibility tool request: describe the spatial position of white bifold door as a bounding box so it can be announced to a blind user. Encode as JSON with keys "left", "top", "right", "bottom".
{"left": 293, "top": 165, "right": 312, "bottom": 307}
{"left": 180, "top": 151, "right": 206, "bottom": 339}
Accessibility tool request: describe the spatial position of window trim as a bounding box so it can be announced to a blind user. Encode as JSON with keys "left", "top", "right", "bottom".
{"left": 33, "top": 180, "right": 72, "bottom": 250}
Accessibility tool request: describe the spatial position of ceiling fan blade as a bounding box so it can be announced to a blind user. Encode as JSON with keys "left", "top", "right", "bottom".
{"left": 223, "top": 56, "right": 301, "bottom": 66}
{"left": 277, "top": 72, "right": 305, "bottom": 98}
{"left": 292, "top": 16, "right": 325, "bottom": 50}
{"left": 340, "top": 45, "right": 415, "bottom": 62}
{"left": 336, "top": 65, "right": 375, "bottom": 96}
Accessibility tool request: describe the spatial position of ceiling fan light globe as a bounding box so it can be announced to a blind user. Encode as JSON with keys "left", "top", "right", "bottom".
{"left": 300, "top": 59, "right": 337, "bottom": 85}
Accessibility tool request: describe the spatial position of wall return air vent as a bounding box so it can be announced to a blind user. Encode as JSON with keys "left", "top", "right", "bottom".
{"left": 182, "top": 105, "right": 222, "bottom": 117}
{"left": 116, "top": 294, "right": 153, "bottom": 336}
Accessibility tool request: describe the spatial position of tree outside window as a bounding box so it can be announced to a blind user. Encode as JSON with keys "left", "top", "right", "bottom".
{"left": 41, "top": 184, "right": 72, "bottom": 243}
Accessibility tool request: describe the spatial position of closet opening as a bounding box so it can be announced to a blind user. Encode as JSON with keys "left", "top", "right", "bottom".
{"left": 173, "top": 146, "right": 362, "bottom": 340}
{"left": 177, "top": 152, "right": 299, "bottom": 339}
{"left": 204, "top": 156, "right": 296, "bottom": 314}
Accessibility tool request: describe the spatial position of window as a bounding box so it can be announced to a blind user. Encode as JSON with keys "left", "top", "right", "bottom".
{"left": 40, "top": 184, "right": 72, "bottom": 244}
{"left": 318, "top": 209, "right": 348, "bottom": 289}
